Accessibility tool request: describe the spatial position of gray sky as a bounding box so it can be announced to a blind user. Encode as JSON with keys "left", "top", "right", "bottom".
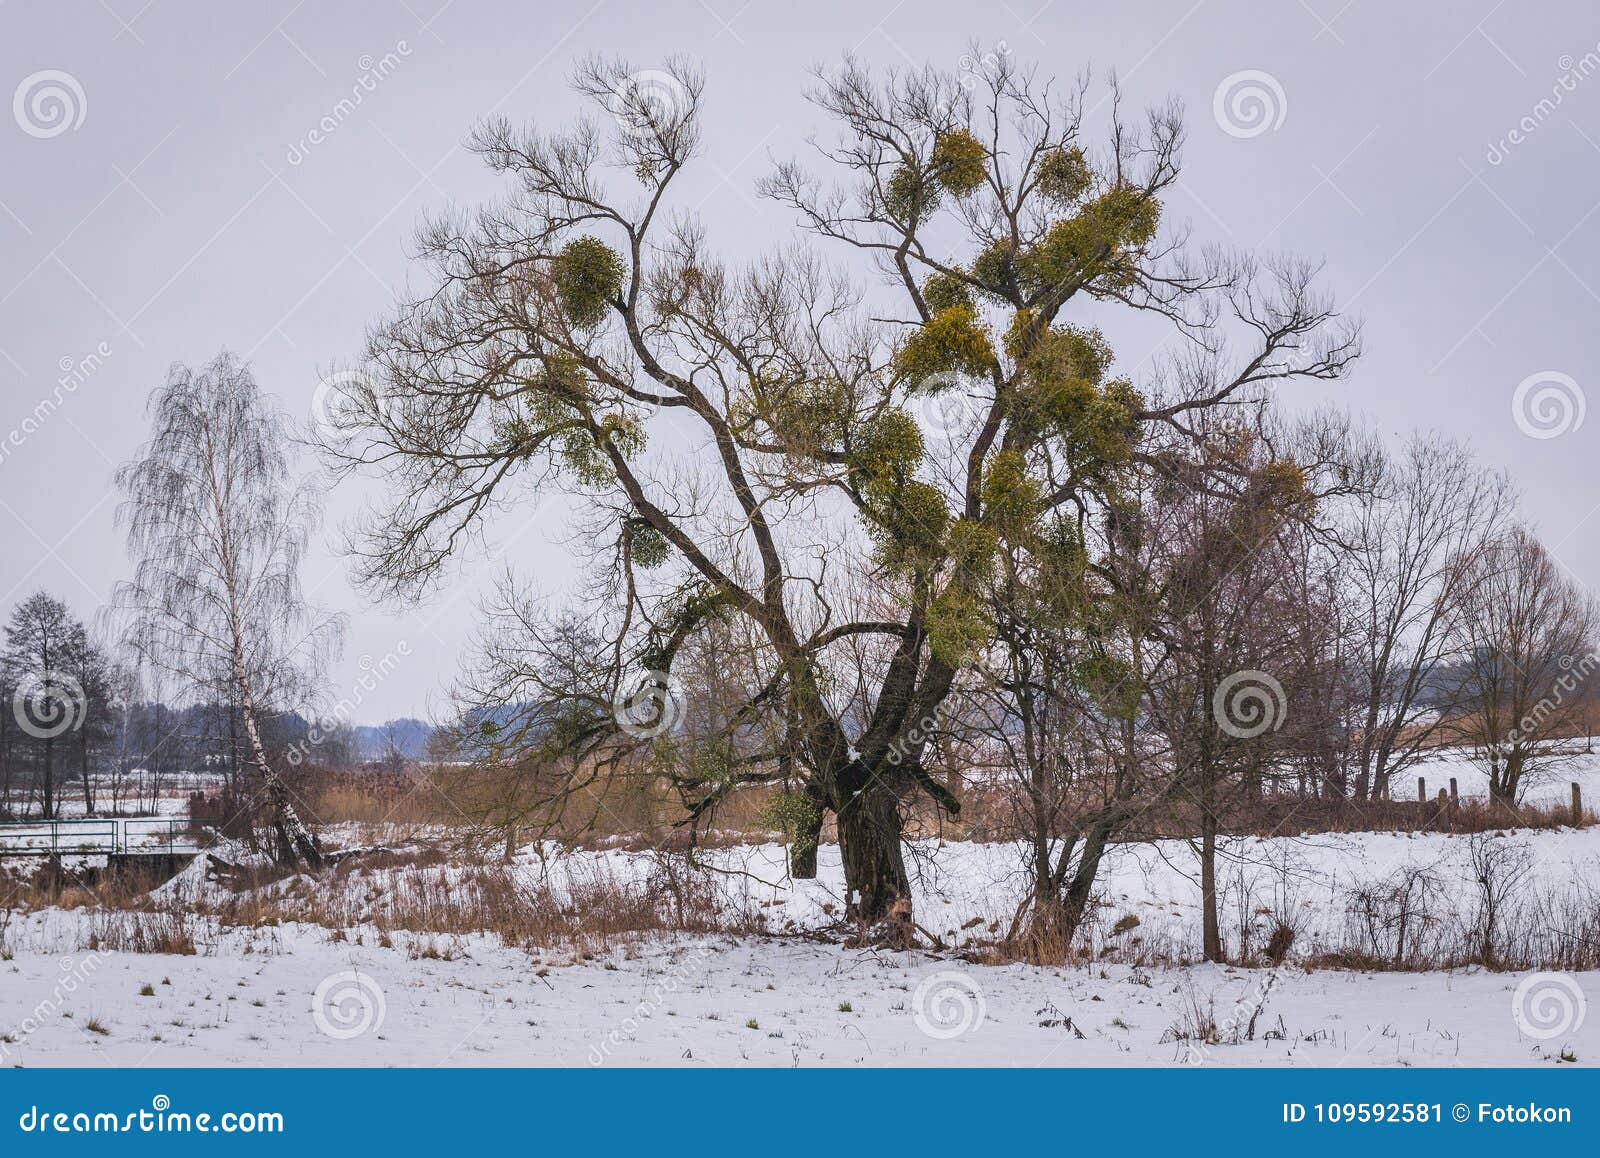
{"left": 2, "top": 0, "right": 1598, "bottom": 722}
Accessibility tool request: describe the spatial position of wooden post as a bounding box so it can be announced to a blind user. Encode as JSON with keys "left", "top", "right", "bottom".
{"left": 1418, "top": 776, "right": 1426, "bottom": 802}
{"left": 1449, "top": 777, "right": 1458, "bottom": 805}
{"left": 1574, "top": 782, "right": 1584, "bottom": 827}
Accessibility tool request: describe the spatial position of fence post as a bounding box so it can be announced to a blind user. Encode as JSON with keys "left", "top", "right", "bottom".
{"left": 1575, "top": 782, "right": 1584, "bottom": 827}
{"left": 1449, "top": 777, "right": 1458, "bottom": 806}
{"left": 1418, "top": 776, "right": 1426, "bottom": 802}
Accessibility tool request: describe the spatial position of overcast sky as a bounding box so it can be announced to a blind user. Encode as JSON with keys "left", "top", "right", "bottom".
{"left": 2, "top": 0, "right": 1598, "bottom": 723}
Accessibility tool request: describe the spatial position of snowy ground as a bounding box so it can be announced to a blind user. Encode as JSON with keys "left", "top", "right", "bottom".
{"left": 1411, "top": 746, "right": 1599, "bottom": 808}
{"left": 3, "top": 822, "right": 1598, "bottom": 1067}
{"left": 2, "top": 922, "right": 1593, "bottom": 1067}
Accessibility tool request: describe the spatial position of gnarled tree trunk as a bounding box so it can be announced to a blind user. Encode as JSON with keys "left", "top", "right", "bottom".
{"left": 835, "top": 768, "right": 912, "bottom": 943}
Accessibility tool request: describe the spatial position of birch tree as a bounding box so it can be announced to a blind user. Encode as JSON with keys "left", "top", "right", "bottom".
{"left": 114, "top": 353, "right": 343, "bottom": 866}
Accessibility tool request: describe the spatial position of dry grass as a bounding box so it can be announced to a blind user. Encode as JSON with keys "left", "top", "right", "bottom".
{"left": 84, "top": 906, "right": 202, "bottom": 956}
{"left": 240, "top": 745, "right": 1600, "bottom": 857}
{"left": 182, "top": 849, "right": 761, "bottom": 956}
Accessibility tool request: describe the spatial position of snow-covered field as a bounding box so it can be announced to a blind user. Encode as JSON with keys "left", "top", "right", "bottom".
{"left": 1410, "top": 746, "right": 1599, "bottom": 808}
{"left": 3, "top": 822, "right": 1597, "bottom": 1067}
{"left": 2, "top": 922, "right": 1592, "bottom": 1067}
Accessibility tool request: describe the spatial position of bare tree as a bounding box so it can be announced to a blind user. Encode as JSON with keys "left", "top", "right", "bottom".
{"left": 1138, "top": 427, "right": 1309, "bottom": 961}
{"left": 60, "top": 622, "right": 117, "bottom": 814}
{"left": 1447, "top": 527, "right": 1599, "bottom": 805}
{"left": 2, "top": 591, "right": 83, "bottom": 818}
{"left": 1332, "top": 431, "right": 1513, "bottom": 799}
{"left": 113, "top": 353, "right": 343, "bottom": 866}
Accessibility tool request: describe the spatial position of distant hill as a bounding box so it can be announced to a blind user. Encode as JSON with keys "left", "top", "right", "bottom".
{"left": 354, "top": 718, "right": 436, "bottom": 761}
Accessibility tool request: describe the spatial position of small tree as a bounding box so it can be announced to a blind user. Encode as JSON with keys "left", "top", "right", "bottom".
{"left": 113, "top": 353, "right": 343, "bottom": 866}
{"left": 60, "top": 623, "right": 118, "bottom": 814}
{"left": 1448, "top": 527, "right": 1599, "bottom": 805}
{"left": 1125, "top": 407, "right": 1366, "bottom": 961}
{"left": 2, "top": 591, "right": 85, "bottom": 818}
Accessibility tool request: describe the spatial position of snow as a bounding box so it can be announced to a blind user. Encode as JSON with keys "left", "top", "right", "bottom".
{"left": 0, "top": 816, "right": 198, "bottom": 856}
{"left": 1409, "top": 745, "right": 1600, "bottom": 807}
{"left": 3, "top": 824, "right": 1597, "bottom": 1067}
{"left": 0, "top": 917, "right": 1591, "bottom": 1067}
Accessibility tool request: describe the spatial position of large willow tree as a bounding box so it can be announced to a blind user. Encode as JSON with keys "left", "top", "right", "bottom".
{"left": 324, "top": 53, "right": 1357, "bottom": 939}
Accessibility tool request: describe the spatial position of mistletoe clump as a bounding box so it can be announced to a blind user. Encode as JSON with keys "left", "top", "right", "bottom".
{"left": 626, "top": 517, "right": 671, "bottom": 569}
{"left": 753, "top": 373, "right": 853, "bottom": 458}
{"left": 981, "top": 448, "right": 1043, "bottom": 532}
{"left": 849, "top": 409, "right": 924, "bottom": 488}
{"left": 1035, "top": 146, "right": 1092, "bottom": 203}
{"left": 1007, "top": 324, "right": 1143, "bottom": 485}
{"left": 846, "top": 410, "right": 951, "bottom": 572}
{"left": 894, "top": 303, "right": 995, "bottom": 387}
{"left": 554, "top": 412, "right": 643, "bottom": 487}
{"left": 925, "top": 583, "right": 988, "bottom": 663}
{"left": 930, "top": 129, "right": 988, "bottom": 195}
{"left": 760, "top": 790, "right": 823, "bottom": 861}
{"left": 921, "top": 271, "right": 973, "bottom": 314}
{"left": 1019, "top": 185, "right": 1161, "bottom": 293}
{"left": 884, "top": 164, "right": 940, "bottom": 225}
{"left": 946, "top": 517, "right": 998, "bottom": 581}
{"left": 552, "top": 236, "right": 624, "bottom": 328}
{"left": 971, "top": 238, "right": 1022, "bottom": 302}
{"left": 873, "top": 480, "right": 950, "bottom": 573}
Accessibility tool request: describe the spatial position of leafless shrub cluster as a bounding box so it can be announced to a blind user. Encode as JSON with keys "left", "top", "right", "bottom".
{"left": 84, "top": 904, "right": 204, "bottom": 956}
